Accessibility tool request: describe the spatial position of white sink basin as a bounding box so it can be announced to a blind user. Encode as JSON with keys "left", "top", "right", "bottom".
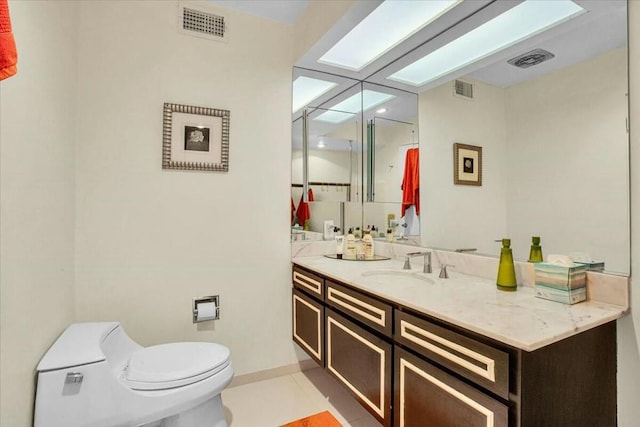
{"left": 361, "top": 270, "right": 435, "bottom": 285}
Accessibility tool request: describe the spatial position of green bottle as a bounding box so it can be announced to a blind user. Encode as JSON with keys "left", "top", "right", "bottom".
{"left": 528, "top": 236, "right": 543, "bottom": 263}
{"left": 496, "top": 238, "right": 517, "bottom": 291}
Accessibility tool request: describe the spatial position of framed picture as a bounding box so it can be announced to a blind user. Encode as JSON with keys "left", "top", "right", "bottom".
{"left": 162, "top": 103, "right": 230, "bottom": 171}
{"left": 454, "top": 143, "right": 482, "bottom": 186}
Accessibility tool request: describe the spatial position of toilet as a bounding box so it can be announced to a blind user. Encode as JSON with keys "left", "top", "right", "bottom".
{"left": 34, "top": 322, "right": 233, "bottom": 427}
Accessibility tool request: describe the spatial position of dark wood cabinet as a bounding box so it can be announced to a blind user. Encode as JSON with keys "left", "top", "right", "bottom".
{"left": 516, "top": 321, "right": 617, "bottom": 426}
{"left": 326, "top": 308, "right": 392, "bottom": 427}
{"left": 395, "top": 346, "right": 508, "bottom": 427}
{"left": 291, "top": 263, "right": 617, "bottom": 427}
{"left": 395, "top": 310, "right": 509, "bottom": 400}
{"left": 292, "top": 266, "right": 326, "bottom": 368}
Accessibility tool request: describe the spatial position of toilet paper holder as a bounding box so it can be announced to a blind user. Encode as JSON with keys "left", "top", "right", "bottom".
{"left": 192, "top": 295, "right": 220, "bottom": 323}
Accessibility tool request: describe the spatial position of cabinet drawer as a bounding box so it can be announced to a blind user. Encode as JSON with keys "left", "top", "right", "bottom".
{"left": 292, "top": 289, "right": 324, "bottom": 367}
{"left": 293, "top": 266, "right": 324, "bottom": 300}
{"left": 395, "top": 346, "right": 508, "bottom": 427}
{"left": 326, "top": 280, "right": 392, "bottom": 336}
{"left": 395, "top": 310, "right": 509, "bottom": 399}
{"left": 326, "top": 308, "right": 392, "bottom": 427}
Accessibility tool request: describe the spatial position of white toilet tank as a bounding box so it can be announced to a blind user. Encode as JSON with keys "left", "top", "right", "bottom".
{"left": 34, "top": 322, "right": 139, "bottom": 427}
{"left": 34, "top": 322, "right": 233, "bottom": 427}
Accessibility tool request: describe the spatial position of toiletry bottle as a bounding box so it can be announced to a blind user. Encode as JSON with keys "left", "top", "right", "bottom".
{"left": 363, "top": 230, "right": 374, "bottom": 260}
{"left": 334, "top": 227, "right": 343, "bottom": 259}
{"left": 346, "top": 228, "right": 356, "bottom": 258}
{"left": 496, "top": 238, "right": 517, "bottom": 291}
{"left": 528, "top": 236, "right": 543, "bottom": 263}
{"left": 386, "top": 227, "right": 393, "bottom": 242}
{"left": 354, "top": 227, "right": 362, "bottom": 239}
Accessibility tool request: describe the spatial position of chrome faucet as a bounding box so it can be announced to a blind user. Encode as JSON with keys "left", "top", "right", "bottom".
{"left": 403, "top": 251, "right": 432, "bottom": 273}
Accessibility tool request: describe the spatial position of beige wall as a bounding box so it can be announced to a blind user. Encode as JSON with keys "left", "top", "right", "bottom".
{"left": 617, "top": 1, "right": 640, "bottom": 425}
{"left": 0, "top": 2, "right": 78, "bottom": 426}
{"left": 73, "top": 1, "right": 296, "bottom": 376}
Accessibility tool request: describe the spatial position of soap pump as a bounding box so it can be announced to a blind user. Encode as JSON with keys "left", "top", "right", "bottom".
{"left": 496, "top": 238, "right": 517, "bottom": 291}
{"left": 528, "top": 236, "right": 543, "bottom": 263}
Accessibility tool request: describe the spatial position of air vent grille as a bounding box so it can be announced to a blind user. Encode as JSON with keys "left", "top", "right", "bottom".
{"left": 454, "top": 80, "right": 473, "bottom": 100}
{"left": 508, "top": 49, "right": 555, "bottom": 69}
{"left": 180, "top": 5, "right": 227, "bottom": 41}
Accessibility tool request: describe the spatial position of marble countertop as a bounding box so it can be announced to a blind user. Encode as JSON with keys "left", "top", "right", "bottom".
{"left": 292, "top": 256, "right": 627, "bottom": 352}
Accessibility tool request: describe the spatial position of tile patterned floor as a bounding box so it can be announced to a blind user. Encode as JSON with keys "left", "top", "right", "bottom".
{"left": 221, "top": 367, "right": 382, "bottom": 427}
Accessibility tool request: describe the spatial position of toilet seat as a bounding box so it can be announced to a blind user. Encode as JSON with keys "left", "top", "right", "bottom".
{"left": 123, "top": 342, "right": 230, "bottom": 390}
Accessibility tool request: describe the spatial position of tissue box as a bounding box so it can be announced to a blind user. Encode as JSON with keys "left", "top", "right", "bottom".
{"left": 572, "top": 261, "right": 605, "bottom": 272}
{"left": 534, "top": 263, "right": 587, "bottom": 305}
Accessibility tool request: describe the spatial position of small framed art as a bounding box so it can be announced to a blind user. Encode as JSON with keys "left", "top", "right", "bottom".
{"left": 454, "top": 143, "right": 482, "bottom": 186}
{"left": 162, "top": 103, "right": 230, "bottom": 172}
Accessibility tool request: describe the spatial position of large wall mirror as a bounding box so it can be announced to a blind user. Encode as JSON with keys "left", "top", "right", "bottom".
{"left": 292, "top": 0, "right": 630, "bottom": 275}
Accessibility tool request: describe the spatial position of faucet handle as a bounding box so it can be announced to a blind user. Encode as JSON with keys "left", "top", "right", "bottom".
{"left": 439, "top": 264, "right": 454, "bottom": 279}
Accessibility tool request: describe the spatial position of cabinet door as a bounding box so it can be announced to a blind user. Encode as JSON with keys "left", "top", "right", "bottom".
{"left": 395, "top": 347, "right": 508, "bottom": 427}
{"left": 292, "top": 289, "right": 324, "bottom": 367}
{"left": 326, "top": 308, "right": 392, "bottom": 427}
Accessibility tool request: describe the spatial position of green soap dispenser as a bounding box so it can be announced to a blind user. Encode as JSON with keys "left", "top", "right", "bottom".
{"left": 496, "top": 238, "right": 517, "bottom": 291}
{"left": 528, "top": 236, "right": 543, "bottom": 263}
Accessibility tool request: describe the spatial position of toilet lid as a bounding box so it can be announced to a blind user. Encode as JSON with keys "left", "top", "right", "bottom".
{"left": 124, "top": 342, "right": 230, "bottom": 390}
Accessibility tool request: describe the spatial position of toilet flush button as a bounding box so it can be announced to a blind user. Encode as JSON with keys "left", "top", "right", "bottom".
{"left": 65, "top": 372, "right": 83, "bottom": 384}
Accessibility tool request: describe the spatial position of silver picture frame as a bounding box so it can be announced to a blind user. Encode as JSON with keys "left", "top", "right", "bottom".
{"left": 162, "top": 103, "right": 230, "bottom": 172}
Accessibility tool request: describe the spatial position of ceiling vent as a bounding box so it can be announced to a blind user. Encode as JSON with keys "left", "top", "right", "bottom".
{"left": 453, "top": 79, "right": 474, "bottom": 100}
{"left": 508, "top": 49, "right": 555, "bottom": 69}
{"left": 179, "top": 3, "right": 228, "bottom": 42}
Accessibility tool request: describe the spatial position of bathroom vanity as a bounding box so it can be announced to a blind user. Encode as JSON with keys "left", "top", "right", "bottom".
{"left": 291, "top": 257, "right": 626, "bottom": 427}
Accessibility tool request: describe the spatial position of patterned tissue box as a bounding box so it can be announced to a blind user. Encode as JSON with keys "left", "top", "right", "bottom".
{"left": 572, "top": 260, "right": 605, "bottom": 272}
{"left": 534, "top": 263, "right": 587, "bottom": 305}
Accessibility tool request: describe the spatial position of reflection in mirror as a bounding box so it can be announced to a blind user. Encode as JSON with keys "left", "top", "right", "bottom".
{"left": 292, "top": 107, "right": 359, "bottom": 235}
{"left": 420, "top": 45, "right": 629, "bottom": 272}
{"left": 362, "top": 82, "right": 420, "bottom": 237}
{"left": 291, "top": 69, "right": 362, "bottom": 237}
{"left": 363, "top": 0, "right": 629, "bottom": 273}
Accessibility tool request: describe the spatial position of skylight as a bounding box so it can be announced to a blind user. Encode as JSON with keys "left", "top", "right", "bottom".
{"left": 292, "top": 76, "right": 338, "bottom": 113}
{"left": 314, "top": 90, "right": 396, "bottom": 124}
{"left": 318, "top": 0, "right": 461, "bottom": 72}
{"left": 387, "top": 0, "right": 585, "bottom": 86}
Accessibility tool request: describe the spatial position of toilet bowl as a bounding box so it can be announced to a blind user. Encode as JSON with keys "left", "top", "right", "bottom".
{"left": 34, "top": 322, "right": 233, "bottom": 427}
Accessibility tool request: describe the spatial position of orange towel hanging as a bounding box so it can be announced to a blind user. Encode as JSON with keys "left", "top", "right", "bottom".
{"left": 401, "top": 148, "right": 420, "bottom": 217}
{"left": 0, "top": 0, "right": 18, "bottom": 80}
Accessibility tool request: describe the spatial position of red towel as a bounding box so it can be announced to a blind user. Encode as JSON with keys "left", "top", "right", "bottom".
{"left": 291, "top": 197, "right": 296, "bottom": 225}
{"left": 0, "top": 0, "right": 17, "bottom": 81}
{"left": 401, "top": 148, "right": 420, "bottom": 217}
{"left": 296, "top": 189, "right": 315, "bottom": 228}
